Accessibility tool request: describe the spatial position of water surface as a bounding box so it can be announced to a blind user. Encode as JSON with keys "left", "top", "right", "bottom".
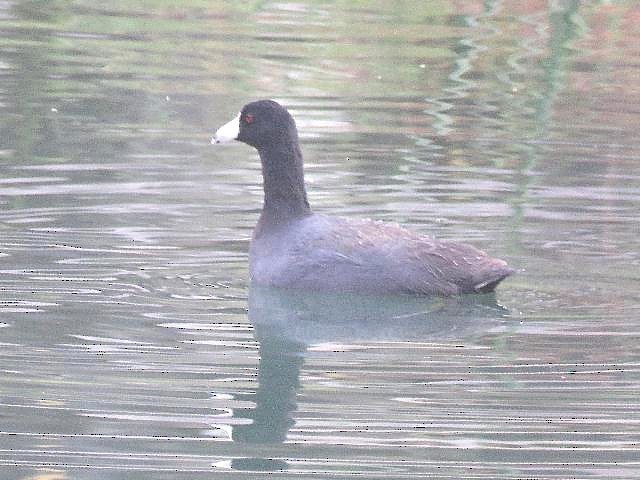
{"left": 1, "top": 1, "right": 639, "bottom": 478}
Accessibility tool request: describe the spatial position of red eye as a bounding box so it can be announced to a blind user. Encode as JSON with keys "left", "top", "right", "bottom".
{"left": 245, "top": 114, "right": 255, "bottom": 124}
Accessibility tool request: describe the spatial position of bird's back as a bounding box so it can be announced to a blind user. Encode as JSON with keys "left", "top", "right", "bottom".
{"left": 250, "top": 214, "right": 513, "bottom": 295}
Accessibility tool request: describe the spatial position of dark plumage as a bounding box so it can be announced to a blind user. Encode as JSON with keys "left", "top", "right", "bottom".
{"left": 214, "top": 100, "right": 514, "bottom": 295}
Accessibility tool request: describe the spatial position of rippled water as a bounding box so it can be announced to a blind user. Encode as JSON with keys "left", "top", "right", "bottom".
{"left": 1, "top": 1, "right": 639, "bottom": 479}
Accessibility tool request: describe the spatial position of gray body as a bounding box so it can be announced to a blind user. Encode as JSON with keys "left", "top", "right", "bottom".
{"left": 251, "top": 213, "right": 513, "bottom": 295}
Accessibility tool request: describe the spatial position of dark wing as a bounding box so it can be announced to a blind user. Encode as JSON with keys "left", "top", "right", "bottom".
{"left": 287, "top": 216, "right": 513, "bottom": 295}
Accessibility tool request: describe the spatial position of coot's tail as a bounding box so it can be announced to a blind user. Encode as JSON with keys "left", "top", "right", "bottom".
{"left": 473, "top": 265, "right": 516, "bottom": 294}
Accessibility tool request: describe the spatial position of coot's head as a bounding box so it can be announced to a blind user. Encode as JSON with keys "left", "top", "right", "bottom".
{"left": 213, "top": 99, "right": 298, "bottom": 149}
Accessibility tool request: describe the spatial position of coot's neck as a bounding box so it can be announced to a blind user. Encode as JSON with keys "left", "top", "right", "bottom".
{"left": 256, "top": 139, "right": 311, "bottom": 232}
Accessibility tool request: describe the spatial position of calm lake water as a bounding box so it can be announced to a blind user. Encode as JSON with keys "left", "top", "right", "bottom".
{"left": 1, "top": 1, "right": 639, "bottom": 479}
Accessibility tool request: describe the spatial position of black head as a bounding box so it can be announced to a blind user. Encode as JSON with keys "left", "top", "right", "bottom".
{"left": 214, "top": 100, "right": 298, "bottom": 150}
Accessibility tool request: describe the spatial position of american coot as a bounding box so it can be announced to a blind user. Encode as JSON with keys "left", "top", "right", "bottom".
{"left": 213, "top": 100, "right": 514, "bottom": 295}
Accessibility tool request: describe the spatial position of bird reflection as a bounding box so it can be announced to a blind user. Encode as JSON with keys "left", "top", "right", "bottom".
{"left": 228, "top": 285, "right": 510, "bottom": 471}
